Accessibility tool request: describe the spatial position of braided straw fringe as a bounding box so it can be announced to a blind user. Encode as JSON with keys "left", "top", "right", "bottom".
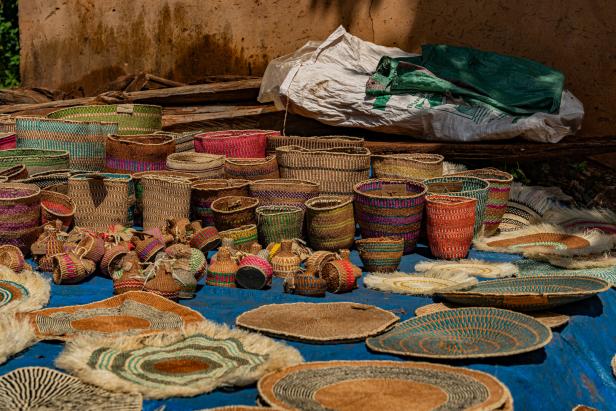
{"left": 0, "top": 266, "right": 50, "bottom": 314}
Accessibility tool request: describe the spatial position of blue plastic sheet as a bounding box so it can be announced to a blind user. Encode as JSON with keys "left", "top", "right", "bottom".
{"left": 2, "top": 245, "right": 615, "bottom": 411}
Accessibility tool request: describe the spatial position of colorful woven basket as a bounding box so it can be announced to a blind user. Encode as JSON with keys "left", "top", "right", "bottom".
{"left": 154, "top": 130, "right": 197, "bottom": 153}
{"left": 424, "top": 176, "right": 490, "bottom": 236}
{"left": 100, "top": 244, "right": 130, "bottom": 277}
{"left": 283, "top": 273, "right": 328, "bottom": 297}
{"left": 426, "top": 194, "right": 476, "bottom": 259}
{"left": 40, "top": 189, "right": 76, "bottom": 230}
{"left": 0, "top": 244, "right": 27, "bottom": 272}
{"left": 105, "top": 134, "right": 175, "bottom": 174}
{"left": 52, "top": 252, "right": 96, "bottom": 285}
{"left": 0, "top": 183, "right": 41, "bottom": 253}
{"left": 140, "top": 175, "right": 192, "bottom": 229}
{"left": 219, "top": 224, "right": 258, "bottom": 252}
{"left": 68, "top": 173, "right": 132, "bottom": 230}
{"left": 0, "top": 148, "right": 69, "bottom": 175}
{"left": 211, "top": 196, "right": 259, "bottom": 231}
{"left": 47, "top": 104, "right": 162, "bottom": 135}
{"left": 372, "top": 153, "right": 444, "bottom": 181}
{"left": 266, "top": 135, "right": 364, "bottom": 155}
{"left": 356, "top": 236, "right": 404, "bottom": 273}
{"left": 236, "top": 254, "right": 274, "bottom": 290}
{"left": 249, "top": 179, "right": 319, "bottom": 211}
{"left": 256, "top": 205, "right": 304, "bottom": 245}
{"left": 271, "top": 240, "right": 301, "bottom": 279}
{"left": 0, "top": 164, "right": 28, "bottom": 181}
{"left": 166, "top": 152, "right": 225, "bottom": 178}
{"left": 277, "top": 145, "right": 371, "bottom": 196}
{"left": 0, "top": 132, "right": 16, "bottom": 150}
{"left": 224, "top": 155, "right": 280, "bottom": 180}
{"left": 16, "top": 117, "right": 117, "bottom": 171}
{"left": 189, "top": 223, "right": 221, "bottom": 252}
{"left": 194, "top": 129, "right": 278, "bottom": 158}
{"left": 305, "top": 196, "right": 355, "bottom": 251}
{"left": 353, "top": 179, "right": 427, "bottom": 254}
{"left": 321, "top": 252, "right": 360, "bottom": 294}
{"left": 206, "top": 247, "right": 238, "bottom": 287}
{"left": 190, "top": 179, "right": 250, "bottom": 226}
{"left": 452, "top": 168, "right": 514, "bottom": 236}
{"left": 16, "top": 169, "right": 87, "bottom": 189}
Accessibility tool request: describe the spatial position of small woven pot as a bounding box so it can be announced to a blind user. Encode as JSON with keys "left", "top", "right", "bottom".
{"left": 256, "top": 205, "right": 304, "bottom": 245}
{"left": 0, "top": 245, "right": 27, "bottom": 272}
{"left": 111, "top": 252, "right": 144, "bottom": 294}
{"left": 219, "top": 224, "right": 258, "bottom": 252}
{"left": 236, "top": 253, "right": 274, "bottom": 290}
{"left": 0, "top": 164, "right": 28, "bottom": 181}
{"left": 140, "top": 174, "right": 192, "bottom": 229}
{"left": 52, "top": 253, "right": 96, "bottom": 284}
{"left": 0, "top": 132, "right": 16, "bottom": 150}
{"left": 132, "top": 235, "right": 166, "bottom": 262}
{"left": 452, "top": 168, "right": 514, "bottom": 236}
{"left": 372, "top": 153, "right": 444, "bottom": 181}
{"left": 143, "top": 264, "right": 181, "bottom": 300}
{"left": 100, "top": 244, "right": 131, "bottom": 277}
{"left": 305, "top": 250, "right": 337, "bottom": 275}
{"left": 224, "top": 155, "right": 279, "bottom": 180}
{"left": 75, "top": 234, "right": 106, "bottom": 263}
{"left": 320, "top": 250, "right": 361, "bottom": 293}
{"left": 353, "top": 179, "right": 427, "bottom": 254}
{"left": 283, "top": 273, "right": 328, "bottom": 297}
{"left": 189, "top": 223, "right": 221, "bottom": 252}
{"left": 206, "top": 247, "right": 238, "bottom": 288}
{"left": 249, "top": 179, "right": 319, "bottom": 211}
{"left": 424, "top": 176, "right": 490, "bottom": 236}
{"left": 0, "top": 148, "right": 69, "bottom": 175}
{"left": 105, "top": 134, "right": 175, "bottom": 174}
{"left": 267, "top": 135, "right": 364, "bottom": 155}
{"left": 271, "top": 240, "right": 300, "bottom": 279}
{"left": 166, "top": 152, "right": 225, "bottom": 178}
{"left": 40, "top": 190, "right": 76, "bottom": 230}
{"left": 426, "top": 195, "right": 477, "bottom": 259}
{"left": 211, "top": 196, "right": 259, "bottom": 231}
{"left": 305, "top": 196, "right": 355, "bottom": 251}
{"left": 194, "top": 129, "right": 278, "bottom": 158}
{"left": 356, "top": 236, "right": 404, "bottom": 273}
{"left": 191, "top": 179, "right": 250, "bottom": 226}
{"left": 0, "top": 183, "right": 41, "bottom": 253}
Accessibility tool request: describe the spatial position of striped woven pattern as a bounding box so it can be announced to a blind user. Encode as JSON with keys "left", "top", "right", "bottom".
{"left": 321, "top": 258, "right": 358, "bottom": 293}
{"left": 237, "top": 255, "right": 273, "bottom": 289}
{"left": 166, "top": 152, "right": 225, "bottom": 178}
{"left": 141, "top": 175, "right": 191, "bottom": 229}
{"left": 52, "top": 253, "right": 96, "bottom": 285}
{"left": 40, "top": 190, "right": 75, "bottom": 229}
{"left": 426, "top": 195, "right": 476, "bottom": 259}
{"left": 191, "top": 179, "right": 249, "bottom": 226}
{"left": 0, "top": 132, "right": 16, "bottom": 150}
{"left": 0, "top": 148, "right": 69, "bottom": 175}
{"left": 195, "top": 129, "right": 276, "bottom": 158}
{"left": 16, "top": 169, "right": 85, "bottom": 189}
{"left": 277, "top": 145, "right": 371, "bottom": 196}
{"left": 424, "top": 176, "right": 490, "bottom": 236}
{"left": 366, "top": 307, "right": 552, "bottom": 359}
{"left": 266, "top": 135, "right": 364, "bottom": 155}
{"left": 356, "top": 237, "right": 404, "bottom": 273}
{"left": 283, "top": 274, "right": 328, "bottom": 297}
{"left": 256, "top": 205, "right": 303, "bottom": 245}
{"left": 353, "top": 179, "right": 427, "bottom": 253}
{"left": 271, "top": 241, "right": 300, "bottom": 279}
{"left": 219, "top": 225, "right": 258, "bottom": 252}
{"left": 0, "top": 245, "right": 27, "bottom": 273}
{"left": 0, "top": 164, "right": 28, "bottom": 181}
{"left": 189, "top": 225, "right": 221, "bottom": 252}
{"left": 224, "top": 156, "right": 279, "bottom": 180}
{"left": 372, "top": 153, "right": 444, "bottom": 180}
{"left": 47, "top": 104, "right": 162, "bottom": 135}
{"left": 16, "top": 117, "right": 116, "bottom": 171}
{"left": 0, "top": 280, "right": 29, "bottom": 310}
{"left": 206, "top": 248, "right": 238, "bottom": 287}
{"left": 105, "top": 134, "right": 175, "bottom": 174}
{"left": 0, "top": 183, "right": 41, "bottom": 253}
{"left": 249, "top": 179, "right": 319, "bottom": 211}
{"left": 305, "top": 196, "right": 355, "bottom": 251}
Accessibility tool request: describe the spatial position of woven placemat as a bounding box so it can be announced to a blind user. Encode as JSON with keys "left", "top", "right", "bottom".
{"left": 0, "top": 367, "right": 142, "bottom": 410}
{"left": 414, "top": 259, "right": 519, "bottom": 279}
{"left": 0, "top": 266, "right": 50, "bottom": 315}
{"left": 258, "top": 360, "right": 512, "bottom": 411}
{"left": 363, "top": 271, "right": 476, "bottom": 296}
{"left": 236, "top": 302, "right": 399, "bottom": 343}
{"left": 367, "top": 307, "right": 552, "bottom": 359}
{"left": 515, "top": 259, "right": 616, "bottom": 288}
{"left": 56, "top": 321, "right": 303, "bottom": 399}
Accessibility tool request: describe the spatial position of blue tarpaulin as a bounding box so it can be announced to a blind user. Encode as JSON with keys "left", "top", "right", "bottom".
{"left": 2, "top": 245, "right": 615, "bottom": 411}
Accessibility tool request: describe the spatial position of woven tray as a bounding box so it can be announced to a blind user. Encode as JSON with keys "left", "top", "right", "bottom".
{"left": 363, "top": 272, "right": 474, "bottom": 296}
{"left": 515, "top": 258, "right": 616, "bottom": 288}
{"left": 366, "top": 307, "right": 552, "bottom": 359}
{"left": 414, "top": 259, "right": 519, "bottom": 279}
{"left": 236, "top": 302, "right": 399, "bottom": 343}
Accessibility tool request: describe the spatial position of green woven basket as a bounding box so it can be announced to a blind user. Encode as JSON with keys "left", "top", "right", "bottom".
{"left": 256, "top": 205, "right": 304, "bottom": 245}
{"left": 47, "top": 104, "right": 162, "bottom": 135}
{"left": 0, "top": 149, "right": 70, "bottom": 175}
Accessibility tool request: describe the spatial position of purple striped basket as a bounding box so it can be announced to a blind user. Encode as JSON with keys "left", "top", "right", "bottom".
{"left": 0, "top": 183, "right": 41, "bottom": 254}
{"left": 105, "top": 134, "right": 175, "bottom": 174}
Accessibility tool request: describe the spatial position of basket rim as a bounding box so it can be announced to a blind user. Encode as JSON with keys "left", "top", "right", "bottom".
{"left": 372, "top": 153, "right": 445, "bottom": 164}
{"left": 40, "top": 190, "right": 76, "bottom": 217}
{"left": 426, "top": 194, "right": 477, "bottom": 206}
{"left": 250, "top": 178, "right": 320, "bottom": 188}
{"left": 211, "top": 196, "right": 259, "bottom": 214}
{"left": 355, "top": 236, "right": 405, "bottom": 246}
{"left": 276, "top": 145, "right": 371, "bottom": 156}
{"left": 0, "top": 132, "right": 15, "bottom": 139}
{"left": 0, "top": 182, "right": 41, "bottom": 201}
{"left": 191, "top": 179, "right": 250, "bottom": 191}
{"left": 353, "top": 178, "right": 427, "bottom": 200}
{"left": 219, "top": 224, "right": 258, "bottom": 235}
{"left": 424, "top": 176, "right": 490, "bottom": 195}
{"left": 305, "top": 195, "right": 353, "bottom": 211}
{"left": 0, "top": 148, "right": 70, "bottom": 158}
{"left": 268, "top": 135, "right": 364, "bottom": 142}
{"left": 166, "top": 152, "right": 225, "bottom": 163}
{"left": 69, "top": 172, "right": 132, "bottom": 182}
{"left": 47, "top": 103, "right": 163, "bottom": 117}
{"left": 132, "top": 170, "right": 197, "bottom": 180}
{"left": 224, "top": 155, "right": 276, "bottom": 165}
{"left": 451, "top": 167, "right": 514, "bottom": 183}
{"left": 256, "top": 204, "right": 304, "bottom": 216}
{"left": 107, "top": 134, "right": 175, "bottom": 146}
{"left": 15, "top": 116, "right": 118, "bottom": 128}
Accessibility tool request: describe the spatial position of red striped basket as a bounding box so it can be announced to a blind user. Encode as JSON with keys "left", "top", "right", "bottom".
{"left": 194, "top": 130, "right": 279, "bottom": 158}
{"left": 425, "top": 194, "right": 477, "bottom": 259}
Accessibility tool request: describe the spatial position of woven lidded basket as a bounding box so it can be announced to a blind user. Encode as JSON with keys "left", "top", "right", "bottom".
{"left": 219, "top": 224, "right": 258, "bottom": 252}
{"left": 68, "top": 173, "right": 132, "bottom": 230}
{"left": 305, "top": 196, "right": 355, "bottom": 251}
{"left": 16, "top": 117, "right": 117, "bottom": 171}
{"left": 452, "top": 168, "right": 514, "bottom": 236}
{"left": 0, "top": 164, "right": 28, "bottom": 181}
{"left": 166, "top": 152, "right": 225, "bottom": 178}
{"left": 47, "top": 104, "right": 162, "bottom": 135}
{"left": 105, "top": 134, "right": 175, "bottom": 174}
{"left": 426, "top": 195, "right": 477, "bottom": 259}
{"left": 372, "top": 153, "right": 444, "bottom": 181}
{"left": 140, "top": 174, "right": 192, "bottom": 229}
{"left": 0, "top": 132, "right": 16, "bottom": 150}
{"left": 249, "top": 179, "right": 319, "bottom": 211}
{"left": 0, "top": 183, "right": 41, "bottom": 253}
{"left": 194, "top": 129, "right": 279, "bottom": 158}
{"left": 266, "top": 135, "right": 364, "bottom": 155}
{"left": 256, "top": 205, "right": 304, "bottom": 245}
{"left": 356, "top": 236, "right": 404, "bottom": 273}
{"left": 424, "top": 176, "right": 490, "bottom": 236}
{"left": 0, "top": 148, "right": 69, "bottom": 175}
{"left": 40, "top": 189, "right": 76, "bottom": 230}
{"left": 354, "top": 179, "right": 427, "bottom": 254}
{"left": 224, "top": 155, "right": 280, "bottom": 180}
{"left": 190, "top": 179, "right": 250, "bottom": 226}
{"left": 211, "top": 196, "right": 259, "bottom": 231}
{"left": 277, "top": 145, "right": 371, "bottom": 196}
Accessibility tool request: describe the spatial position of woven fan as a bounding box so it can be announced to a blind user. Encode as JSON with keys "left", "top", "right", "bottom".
{"left": 363, "top": 270, "right": 477, "bottom": 296}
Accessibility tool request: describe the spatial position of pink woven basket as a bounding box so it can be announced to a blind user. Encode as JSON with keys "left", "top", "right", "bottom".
{"left": 194, "top": 130, "right": 279, "bottom": 158}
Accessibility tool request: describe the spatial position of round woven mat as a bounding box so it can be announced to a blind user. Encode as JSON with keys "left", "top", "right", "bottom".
{"left": 414, "top": 260, "right": 518, "bottom": 279}
{"left": 236, "top": 302, "right": 399, "bottom": 343}
{"left": 258, "top": 360, "right": 512, "bottom": 411}
{"left": 363, "top": 274, "right": 461, "bottom": 296}
{"left": 516, "top": 259, "right": 616, "bottom": 288}
{"left": 367, "top": 307, "right": 552, "bottom": 359}
{"left": 0, "top": 367, "right": 142, "bottom": 410}
{"left": 0, "top": 268, "right": 49, "bottom": 314}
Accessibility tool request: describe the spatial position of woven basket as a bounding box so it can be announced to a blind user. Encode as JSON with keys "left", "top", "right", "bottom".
{"left": 105, "top": 134, "right": 175, "bottom": 174}
{"left": 68, "top": 173, "right": 132, "bottom": 230}
{"left": 266, "top": 135, "right": 364, "bottom": 155}
{"left": 277, "top": 145, "right": 371, "bottom": 196}
{"left": 206, "top": 247, "right": 238, "bottom": 287}
{"left": 16, "top": 117, "right": 117, "bottom": 171}
{"left": 141, "top": 175, "right": 192, "bottom": 229}
{"left": 354, "top": 179, "right": 427, "bottom": 254}
{"left": 211, "top": 196, "right": 259, "bottom": 231}
{"left": 284, "top": 273, "right": 328, "bottom": 297}
{"left": 47, "top": 104, "right": 162, "bottom": 135}
{"left": 0, "top": 115, "right": 16, "bottom": 133}
{"left": 154, "top": 130, "right": 197, "bottom": 153}
{"left": 0, "top": 149, "right": 69, "bottom": 175}
{"left": 40, "top": 189, "right": 76, "bottom": 230}
{"left": 0, "top": 132, "right": 16, "bottom": 150}
{"left": 426, "top": 195, "right": 477, "bottom": 259}
{"left": 194, "top": 129, "right": 278, "bottom": 158}
{"left": 0, "top": 183, "right": 41, "bottom": 253}
{"left": 52, "top": 252, "right": 96, "bottom": 284}
{"left": 372, "top": 153, "right": 444, "bottom": 181}
{"left": 166, "top": 152, "right": 225, "bottom": 178}
{"left": 16, "top": 169, "right": 88, "bottom": 189}
{"left": 191, "top": 179, "right": 250, "bottom": 226}
{"left": 249, "top": 179, "right": 319, "bottom": 211}
{"left": 452, "top": 168, "right": 514, "bottom": 236}
{"left": 356, "top": 237, "right": 404, "bottom": 273}
{"left": 256, "top": 205, "right": 304, "bottom": 245}
{"left": 236, "top": 253, "right": 273, "bottom": 290}
{"left": 224, "top": 155, "right": 280, "bottom": 180}
{"left": 271, "top": 240, "right": 301, "bottom": 278}
{"left": 321, "top": 252, "right": 360, "bottom": 293}
{"left": 219, "top": 224, "right": 258, "bottom": 252}
{"left": 424, "top": 176, "right": 490, "bottom": 236}
{"left": 189, "top": 223, "right": 221, "bottom": 252}
{"left": 304, "top": 196, "right": 355, "bottom": 251}
{"left": 0, "top": 165, "right": 28, "bottom": 181}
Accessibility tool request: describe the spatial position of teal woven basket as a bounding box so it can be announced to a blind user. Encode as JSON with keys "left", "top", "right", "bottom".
{"left": 16, "top": 117, "right": 117, "bottom": 171}
{"left": 0, "top": 149, "right": 69, "bottom": 175}
{"left": 47, "top": 104, "right": 162, "bottom": 135}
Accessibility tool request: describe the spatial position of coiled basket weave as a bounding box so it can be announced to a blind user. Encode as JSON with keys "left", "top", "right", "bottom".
{"left": 166, "top": 152, "right": 225, "bottom": 178}
{"left": 0, "top": 149, "right": 69, "bottom": 175}
{"left": 190, "top": 179, "right": 250, "bottom": 226}
{"left": 266, "top": 135, "right": 364, "bottom": 155}
{"left": 224, "top": 156, "right": 280, "bottom": 180}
